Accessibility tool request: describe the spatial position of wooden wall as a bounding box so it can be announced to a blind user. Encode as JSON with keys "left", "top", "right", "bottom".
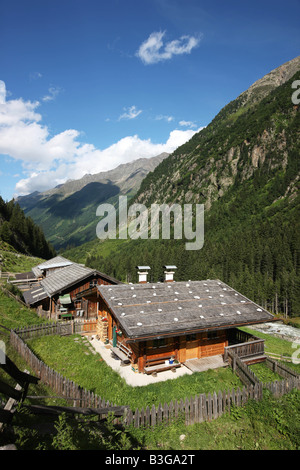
{"left": 179, "top": 331, "right": 228, "bottom": 362}
{"left": 98, "top": 301, "right": 229, "bottom": 372}
{"left": 130, "top": 330, "right": 229, "bottom": 370}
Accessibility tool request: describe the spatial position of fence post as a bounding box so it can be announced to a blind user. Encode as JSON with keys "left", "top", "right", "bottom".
{"left": 232, "top": 354, "right": 236, "bottom": 372}
{"left": 218, "top": 390, "right": 223, "bottom": 417}
{"left": 151, "top": 404, "right": 156, "bottom": 427}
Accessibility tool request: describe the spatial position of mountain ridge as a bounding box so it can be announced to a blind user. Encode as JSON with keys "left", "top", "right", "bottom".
{"left": 18, "top": 152, "right": 170, "bottom": 249}
{"left": 134, "top": 56, "right": 300, "bottom": 210}
{"left": 64, "top": 57, "right": 300, "bottom": 316}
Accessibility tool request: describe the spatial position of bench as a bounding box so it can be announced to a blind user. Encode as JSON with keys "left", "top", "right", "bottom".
{"left": 111, "top": 342, "right": 132, "bottom": 366}
{"left": 144, "top": 356, "right": 181, "bottom": 375}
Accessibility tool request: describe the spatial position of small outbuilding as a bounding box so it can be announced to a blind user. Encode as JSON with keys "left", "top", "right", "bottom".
{"left": 22, "top": 256, "right": 121, "bottom": 319}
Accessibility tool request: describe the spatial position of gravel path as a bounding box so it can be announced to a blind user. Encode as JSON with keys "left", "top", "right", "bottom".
{"left": 88, "top": 336, "right": 192, "bottom": 387}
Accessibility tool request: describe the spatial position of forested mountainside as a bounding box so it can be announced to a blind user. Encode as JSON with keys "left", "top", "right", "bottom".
{"left": 0, "top": 197, "right": 56, "bottom": 259}
{"left": 18, "top": 153, "right": 169, "bottom": 250}
{"left": 67, "top": 59, "right": 300, "bottom": 317}
{"left": 135, "top": 56, "right": 300, "bottom": 208}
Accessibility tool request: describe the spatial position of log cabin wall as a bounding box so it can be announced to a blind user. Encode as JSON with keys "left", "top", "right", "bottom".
{"left": 69, "top": 275, "right": 111, "bottom": 300}
{"left": 199, "top": 330, "right": 228, "bottom": 358}
{"left": 100, "top": 327, "right": 229, "bottom": 372}
{"left": 96, "top": 301, "right": 229, "bottom": 372}
{"left": 70, "top": 276, "right": 114, "bottom": 319}
{"left": 144, "top": 337, "right": 178, "bottom": 360}
{"left": 178, "top": 330, "right": 228, "bottom": 362}
{"left": 136, "top": 330, "right": 229, "bottom": 367}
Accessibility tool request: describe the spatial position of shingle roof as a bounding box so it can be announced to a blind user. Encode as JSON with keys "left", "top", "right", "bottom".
{"left": 98, "top": 279, "right": 275, "bottom": 340}
{"left": 15, "top": 271, "right": 37, "bottom": 281}
{"left": 23, "top": 285, "right": 48, "bottom": 305}
{"left": 32, "top": 256, "right": 73, "bottom": 278}
{"left": 41, "top": 263, "right": 95, "bottom": 296}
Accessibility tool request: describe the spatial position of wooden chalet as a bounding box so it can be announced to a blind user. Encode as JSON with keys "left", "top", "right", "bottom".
{"left": 23, "top": 257, "right": 121, "bottom": 320}
{"left": 96, "top": 274, "right": 275, "bottom": 374}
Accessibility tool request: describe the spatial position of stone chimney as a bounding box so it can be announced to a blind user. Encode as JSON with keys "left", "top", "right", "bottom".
{"left": 163, "top": 265, "right": 177, "bottom": 282}
{"left": 136, "top": 266, "right": 151, "bottom": 283}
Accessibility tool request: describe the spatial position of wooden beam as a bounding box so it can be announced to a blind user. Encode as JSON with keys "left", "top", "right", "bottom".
{"left": 22, "top": 404, "right": 128, "bottom": 417}
{"left": 0, "top": 372, "right": 25, "bottom": 429}
{"left": 0, "top": 379, "right": 23, "bottom": 401}
{"left": 0, "top": 355, "right": 39, "bottom": 386}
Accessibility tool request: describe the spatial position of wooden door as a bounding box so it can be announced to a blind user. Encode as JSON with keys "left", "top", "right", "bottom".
{"left": 186, "top": 339, "right": 199, "bottom": 360}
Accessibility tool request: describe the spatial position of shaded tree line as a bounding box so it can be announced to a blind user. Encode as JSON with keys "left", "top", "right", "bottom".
{"left": 0, "top": 197, "right": 56, "bottom": 259}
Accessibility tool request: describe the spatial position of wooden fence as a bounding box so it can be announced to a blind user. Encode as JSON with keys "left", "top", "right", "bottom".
{"left": 264, "top": 377, "right": 300, "bottom": 398}
{"left": 0, "top": 272, "right": 15, "bottom": 280}
{"left": 227, "top": 350, "right": 261, "bottom": 386}
{"left": 9, "top": 329, "right": 265, "bottom": 427}
{"left": 124, "top": 384, "right": 263, "bottom": 427}
{"left": 265, "top": 356, "right": 299, "bottom": 380}
{"left": 224, "top": 338, "right": 265, "bottom": 362}
{"left": 10, "top": 329, "right": 115, "bottom": 411}
{"left": 9, "top": 325, "right": 300, "bottom": 428}
{"left": 0, "top": 285, "right": 28, "bottom": 308}
{"left": 14, "top": 319, "right": 97, "bottom": 340}
{"left": 265, "top": 351, "right": 294, "bottom": 363}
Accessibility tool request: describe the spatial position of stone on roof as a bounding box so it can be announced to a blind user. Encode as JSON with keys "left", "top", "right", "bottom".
{"left": 98, "top": 279, "right": 275, "bottom": 340}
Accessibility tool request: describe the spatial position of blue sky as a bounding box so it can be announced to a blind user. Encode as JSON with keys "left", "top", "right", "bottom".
{"left": 0, "top": 0, "right": 299, "bottom": 200}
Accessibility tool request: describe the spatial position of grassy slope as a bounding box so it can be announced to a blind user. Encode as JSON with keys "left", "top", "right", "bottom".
{"left": 130, "top": 388, "right": 300, "bottom": 450}
{"left": 63, "top": 237, "right": 128, "bottom": 265}
{"left": 1, "top": 284, "right": 299, "bottom": 450}
{"left": 26, "top": 334, "right": 242, "bottom": 410}
{"left": 0, "top": 241, "right": 44, "bottom": 273}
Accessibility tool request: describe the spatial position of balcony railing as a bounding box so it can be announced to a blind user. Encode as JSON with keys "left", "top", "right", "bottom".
{"left": 224, "top": 339, "right": 265, "bottom": 362}
{"left": 223, "top": 328, "right": 265, "bottom": 362}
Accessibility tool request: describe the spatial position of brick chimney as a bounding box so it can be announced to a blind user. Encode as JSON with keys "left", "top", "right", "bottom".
{"left": 136, "top": 266, "right": 151, "bottom": 283}
{"left": 163, "top": 265, "right": 177, "bottom": 282}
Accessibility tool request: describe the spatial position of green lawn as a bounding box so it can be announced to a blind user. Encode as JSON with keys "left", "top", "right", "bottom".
{"left": 26, "top": 334, "right": 243, "bottom": 410}
{"left": 25, "top": 328, "right": 300, "bottom": 412}
{"left": 249, "top": 362, "right": 282, "bottom": 382}
{"left": 0, "top": 289, "right": 48, "bottom": 330}
{"left": 129, "top": 388, "right": 300, "bottom": 451}
{"left": 0, "top": 243, "right": 44, "bottom": 273}
{"left": 1, "top": 288, "right": 300, "bottom": 450}
{"left": 0, "top": 289, "right": 61, "bottom": 408}
{"left": 240, "top": 326, "right": 300, "bottom": 375}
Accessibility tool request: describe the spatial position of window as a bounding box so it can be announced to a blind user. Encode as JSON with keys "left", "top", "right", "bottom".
{"left": 207, "top": 331, "right": 218, "bottom": 340}
{"left": 186, "top": 334, "right": 197, "bottom": 341}
{"left": 153, "top": 338, "right": 166, "bottom": 348}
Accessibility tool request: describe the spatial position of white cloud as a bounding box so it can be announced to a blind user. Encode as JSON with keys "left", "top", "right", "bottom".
{"left": 0, "top": 81, "right": 6, "bottom": 104}
{"left": 179, "top": 120, "right": 197, "bottom": 128}
{"left": 42, "top": 86, "right": 61, "bottom": 102}
{"left": 14, "top": 128, "right": 200, "bottom": 195}
{"left": 118, "top": 105, "right": 142, "bottom": 120}
{"left": 155, "top": 114, "right": 174, "bottom": 122}
{"left": 0, "top": 80, "right": 200, "bottom": 196}
{"left": 136, "top": 30, "right": 201, "bottom": 65}
{"left": 29, "top": 72, "right": 43, "bottom": 81}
